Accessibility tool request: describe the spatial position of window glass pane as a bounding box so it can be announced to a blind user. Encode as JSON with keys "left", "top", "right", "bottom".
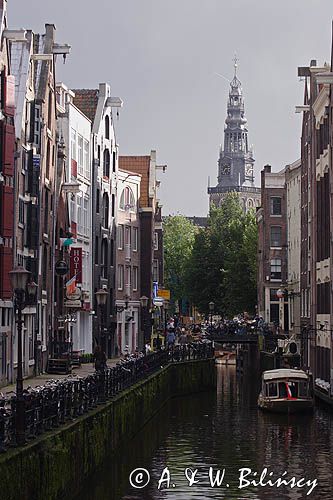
{"left": 84, "top": 140, "right": 89, "bottom": 178}
{"left": 71, "top": 129, "right": 76, "bottom": 160}
{"left": 270, "top": 226, "right": 282, "bottom": 247}
{"left": 270, "top": 197, "right": 282, "bottom": 215}
{"left": 78, "top": 135, "right": 83, "bottom": 175}
{"left": 270, "top": 259, "right": 282, "bottom": 280}
{"left": 268, "top": 382, "right": 278, "bottom": 397}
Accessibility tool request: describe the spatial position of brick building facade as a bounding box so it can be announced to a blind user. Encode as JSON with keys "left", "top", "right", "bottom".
{"left": 257, "top": 165, "right": 288, "bottom": 331}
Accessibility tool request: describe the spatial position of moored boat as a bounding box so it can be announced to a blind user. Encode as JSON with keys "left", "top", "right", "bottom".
{"left": 258, "top": 368, "right": 314, "bottom": 414}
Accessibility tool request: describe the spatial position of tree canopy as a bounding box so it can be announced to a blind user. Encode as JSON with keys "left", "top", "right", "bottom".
{"left": 163, "top": 215, "right": 197, "bottom": 304}
{"left": 185, "top": 193, "right": 258, "bottom": 316}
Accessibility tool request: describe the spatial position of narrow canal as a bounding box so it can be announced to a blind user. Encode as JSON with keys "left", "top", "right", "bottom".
{"left": 72, "top": 365, "right": 333, "bottom": 499}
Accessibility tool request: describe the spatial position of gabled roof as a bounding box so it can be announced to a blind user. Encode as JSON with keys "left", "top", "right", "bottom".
{"left": 72, "top": 89, "right": 99, "bottom": 122}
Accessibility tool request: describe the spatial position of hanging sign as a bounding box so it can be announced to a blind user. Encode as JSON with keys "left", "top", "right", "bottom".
{"left": 70, "top": 247, "right": 82, "bottom": 284}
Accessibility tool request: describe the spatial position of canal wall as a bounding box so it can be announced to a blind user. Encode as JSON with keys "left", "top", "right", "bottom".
{"left": 0, "top": 359, "right": 216, "bottom": 500}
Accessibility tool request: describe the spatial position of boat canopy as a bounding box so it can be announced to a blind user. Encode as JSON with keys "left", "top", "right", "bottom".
{"left": 262, "top": 369, "right": 309, "bottom": 382}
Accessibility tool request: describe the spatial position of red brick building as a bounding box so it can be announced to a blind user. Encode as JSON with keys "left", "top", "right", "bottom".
{"left": 257, "top": 165, "right": 288, "bottom": 331}
{"left": 119, "top": 151, "right": 166, "bottom": 344}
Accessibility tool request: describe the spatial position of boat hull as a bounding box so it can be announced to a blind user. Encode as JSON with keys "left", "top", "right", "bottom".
{"left": 258, "top": 394, "right": 314, "bottom": 414}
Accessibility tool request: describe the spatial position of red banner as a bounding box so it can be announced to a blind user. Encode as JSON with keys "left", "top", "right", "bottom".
{"left": 70, "top": 247, "right": 82, "bottom": 284}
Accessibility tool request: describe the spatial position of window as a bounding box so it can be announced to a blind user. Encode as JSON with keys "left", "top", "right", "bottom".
{"left": 270, "top": 289, "right": 279, "bottom": 301}
{"left": 267, "top": 382, "right": 278, "bottom": 397}
{"left": 77, "top": 195, "right": 83, "bottom": 234}
{"left": 48, "top": 90, "right": 52, "bottom": 130}
{"left": 154, "top": 231, "right": 158, "bottom": 251}
{"left": 71, "top": 128, "right": 76, "bottom": 160}
{"left": 270, "top": 259, "right": 282, "bottom": 280}
{"left": 95, "top": 236, "right": 99, "bottom": 264}
{"left": 112, "top": 194, "right": 115, "bottom": 217}
{"left": 113, "top": 151, "right": 116, "bottom": 172}
{"left": 270, "top": 226, "right": 282, "bottom": 247}
{"left": 125, "top": 226, "right": 131, "bottom": 245}
{"left": 34, "top": 104, "right": 41, "bottom": 146}
{"left": 119, "top": 186, "right": 135, "bottom": 211}
{"left": 103, "top": 149, "right": 110, "bottom": 178}
{"left": 270, "top": 197, "right": 282, "bottom": 215}
{"left": 45, "top": 140, "right": 50, "bottom": 179}
{"left": 78, "top": 135, "right": 83, "bottom": 176}
{"left": 118, "top": 265, "right": 124, "bottom": 290}
{"left": 96, "top": 189, "right": 100, "bottom": 213}
{"left": 102, "top": 193, "right": 109, "bottom": 229}
{"left": 125, "top": 266, "right": 131, "bottom": 288}
{"left": 84, "top": 139, "right": 89, "bottom": 178}
{"left": 133, "top": 227, "right": 138, "bottom": 251}
{"left": 19, "top": 198, "right": 25, "bottom": 225}
{"left": 44, "top": 191, "right": 49, "bottom": 233}
{"left": 105, "top": 115, "right": 110, "bottom": 139}
{"left": 101, "top": 239, "right": 108, "bottom": 279}
{"left": 118, "top": 225, "right": 124, "bottom": 249}
{"left": 153, "top": 259, "right": 159, "bottom": 282}
{"left": 83, "top": 196, "right": 88, "bottom": 236}
{"left": 133, "top": 266, "right": 138, "bottom": 291}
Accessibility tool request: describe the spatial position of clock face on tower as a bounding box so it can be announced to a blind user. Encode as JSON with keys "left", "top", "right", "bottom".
{"left": 245, "top": 164, "right": 253, "bottom": 176}
{"left": 221, "top": 164, "right": 231, "bottom": 175}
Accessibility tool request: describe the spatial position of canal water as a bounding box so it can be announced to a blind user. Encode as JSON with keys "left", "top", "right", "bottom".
{"left": 73, "top": 366, "right": 333, "bottom": 499}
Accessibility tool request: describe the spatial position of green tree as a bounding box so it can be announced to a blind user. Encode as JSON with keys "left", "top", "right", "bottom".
{"left": 185, "top": 193, "right": 258, "bottom": 317}
{"left": 163, "top": 215, "right": 197, "bottom": 304}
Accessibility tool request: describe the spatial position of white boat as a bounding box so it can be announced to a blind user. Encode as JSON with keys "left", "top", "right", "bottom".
{"left": 258, "top": 368, "right": 314, "bottom": 414}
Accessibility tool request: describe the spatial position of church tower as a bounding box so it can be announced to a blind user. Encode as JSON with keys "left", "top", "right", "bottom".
{"left": 209, "top": 58, "right": 261, "bottom": 212}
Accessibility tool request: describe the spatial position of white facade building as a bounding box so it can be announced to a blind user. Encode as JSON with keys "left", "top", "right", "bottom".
{"left": 57, "top": 83, "right": 93, "bottom": 354}
{"left": 116, "top": 170, "right": 141, "bottom": 354}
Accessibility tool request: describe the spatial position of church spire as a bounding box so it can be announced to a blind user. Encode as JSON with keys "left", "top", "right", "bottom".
{"left": 217, "top": 58, "right": 255, "bottom": 187}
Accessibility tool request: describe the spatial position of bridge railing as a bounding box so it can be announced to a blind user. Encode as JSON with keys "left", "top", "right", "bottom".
{"left": 0, "top": 342, "right": 214, "bottom": 452}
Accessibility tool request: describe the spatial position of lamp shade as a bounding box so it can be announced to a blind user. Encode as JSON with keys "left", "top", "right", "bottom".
{"left": 140, "top": 295, "right": 149, "bottom": 308}
{"left": 9, "top": 267, "right": 31, "bottom": 290}
{"left": 95, "top": 288, "right": 108, "bottom": 306}
{"left": 209, "top": 301, "right": 215, "bottom": 312}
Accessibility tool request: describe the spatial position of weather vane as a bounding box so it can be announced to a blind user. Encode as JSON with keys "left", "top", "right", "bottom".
{"left": 233, "top": 54, "right": 238, "bottom": 76}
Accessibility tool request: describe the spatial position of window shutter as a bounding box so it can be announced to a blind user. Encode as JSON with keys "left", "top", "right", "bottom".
{"left": 1, "top": 185, "right": 13, "bottom": 237}
{"left": 3, "top": 123, "right": 15, "bottom": 176}
{"left": 0, "top": 246, "right": 13, "bottom": 298}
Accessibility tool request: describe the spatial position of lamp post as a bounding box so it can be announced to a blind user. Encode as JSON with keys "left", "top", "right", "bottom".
{"left": 209, "top": 301, "right": 215, "bottom": 330}
{"left": 95, "top": 289, "right": 108, "bottom": 354}
{"left": 9, "top": 266, "right": 37, "bottom": 446}
{"left": 140, "top": 295, "right": 149, "bottom": 349}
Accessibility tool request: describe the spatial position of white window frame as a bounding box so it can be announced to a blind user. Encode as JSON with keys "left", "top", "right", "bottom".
{"left": 118, "top": 225, "right": 124, "bottom": 250}
{"left": 118, "top": 265, "right": 124, "bottom": 290}
{"left": 133, "top": 266, "right": 138, "bottom": 291}
{"left": 83, "top": 139, "right": 89, "bottom": 179}
{"left": 133, "top": 227, "right": 138, "bottom": 252}
{"left": 77, "top": 134, "right": 83, "bottom": 176}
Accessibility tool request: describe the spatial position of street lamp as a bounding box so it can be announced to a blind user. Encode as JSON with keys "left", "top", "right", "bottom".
{"left": 9, "top": 266, "right": 37, "bottom": 445}
{"left": 209, "top": 301, "right": 215, "bottom": 330}
{"left": 95, "top": 289, "right": 108, "bottom": 354}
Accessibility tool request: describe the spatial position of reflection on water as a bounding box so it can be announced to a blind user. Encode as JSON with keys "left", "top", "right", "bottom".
{"left": 73, "top": 366, "right": 333, "bottom": 499}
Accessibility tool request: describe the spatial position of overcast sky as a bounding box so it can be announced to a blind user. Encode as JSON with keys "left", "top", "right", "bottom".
{"left": 10, "top": 0, "right": 333, "bottom": 216}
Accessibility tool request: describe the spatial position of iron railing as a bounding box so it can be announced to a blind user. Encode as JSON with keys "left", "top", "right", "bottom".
{"left": 0, "top": 342, "right": 214, "bottom": 452}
